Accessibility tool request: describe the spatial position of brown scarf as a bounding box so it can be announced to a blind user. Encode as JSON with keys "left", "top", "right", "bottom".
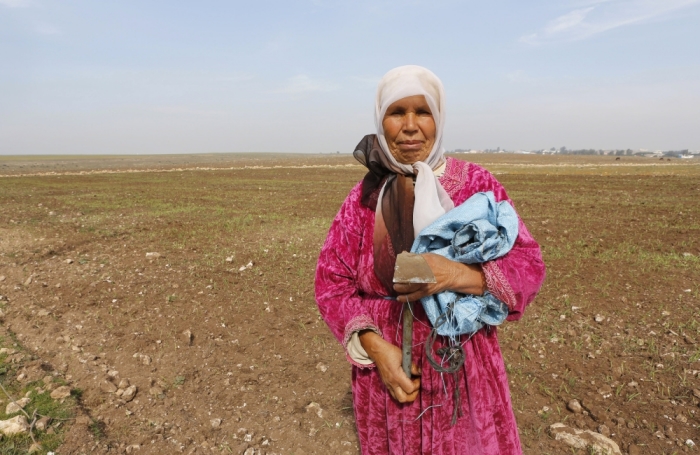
{"left": 353, "top": 134, "right": 415, "bottom": 295}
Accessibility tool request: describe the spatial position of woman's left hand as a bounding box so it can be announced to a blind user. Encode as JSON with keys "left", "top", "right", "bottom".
{"left": 393, "top": 253, "right": 486, "bottom": 303}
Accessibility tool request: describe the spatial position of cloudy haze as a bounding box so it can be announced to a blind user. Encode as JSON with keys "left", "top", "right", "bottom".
{"left": 1, "top": 0, "right": 698, "bottom": 155}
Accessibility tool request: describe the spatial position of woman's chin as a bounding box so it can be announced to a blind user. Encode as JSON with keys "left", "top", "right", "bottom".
{"left": 391, "top": 148, "right": 430, "bottom": 164}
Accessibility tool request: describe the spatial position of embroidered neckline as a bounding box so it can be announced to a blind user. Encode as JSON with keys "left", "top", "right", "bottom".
{"left": 439, "top": 158, "right": 470, "bottom": 199}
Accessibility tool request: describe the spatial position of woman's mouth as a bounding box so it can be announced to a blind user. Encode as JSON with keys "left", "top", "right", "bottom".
{"left": 398, "top": 140, "right": 423, "bottom": 150}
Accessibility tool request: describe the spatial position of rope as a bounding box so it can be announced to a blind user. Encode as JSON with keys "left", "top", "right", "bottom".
{"left": 424, "top": 300, "right": 465, "bottom": 426}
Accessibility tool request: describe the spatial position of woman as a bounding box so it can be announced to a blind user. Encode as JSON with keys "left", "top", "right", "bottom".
{"left": 315, "top": 65, "right": 545, "bottom": 455}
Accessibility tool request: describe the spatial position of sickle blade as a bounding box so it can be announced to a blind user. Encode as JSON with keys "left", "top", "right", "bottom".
{"left": 393, "top": 252, "right": 436, "bottom": 284}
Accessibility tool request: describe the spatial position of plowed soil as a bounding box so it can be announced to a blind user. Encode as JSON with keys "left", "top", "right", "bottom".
{"left": 0, "top": 153, "right": 698, "bottom": 455}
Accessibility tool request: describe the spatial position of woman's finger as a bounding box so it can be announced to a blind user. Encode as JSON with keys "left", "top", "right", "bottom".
{"left": 409, "top": 377, "right": 421, "bottom": 394}
{"left": 411, "top": 362, "right": 422, "bottom": 377}
{"left": 395, "top": 369, "right": 415, "bottom": 392}
{"left": 384, "top": 373, "right": 421, "bottom": 403}
{"left": 387, "top": 386, "right": 398, "bottom": 402}
{"left": 398, "top": 378, "right": 421, "bottom": 403}
{"left": 393, "top": 283, "right": 423, "bottom": 294}
{"left": 394, "top": 383, "right": 421, "bottom": 403}
{"left": 405, "top": 388, "right": 420, "bottom": 402}
{"left": 397, "top": 373, "right": 420, "bottom": 396}
{"left": 397, "top": 288, "right": 431, "bottom": 303}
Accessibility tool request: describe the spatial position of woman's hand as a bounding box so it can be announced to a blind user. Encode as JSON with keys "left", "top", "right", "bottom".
{"left": 359, "top": 330, "right": 421, "bottom": 403}
{"left": 393, "top": 253, "right": 485, "bottom": 303}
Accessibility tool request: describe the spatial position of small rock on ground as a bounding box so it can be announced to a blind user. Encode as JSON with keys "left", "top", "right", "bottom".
{"left": 100, "top": 380, "right": 118, "bottom": 393}
{"left": 0, "top": 415, "right": 30, "bottom": 435}
{"left": 305, "top": 402, "right": 323, "bottom": 418}
{"left": 35, "top": 416, "right": 52, "bottom": 431}
{"left": 149, "top": 386, "right": 164, "bottom": 397}
{"left": 548, "top": 423, "right": 621, "bottom": 455}
{"left": 122, "top": 385, "right": 138, "bottom": 402}
{"left": 50, "top": 386, "right": 72, "bottom": 400}
{"left": 566, "top": 399, "right": 582, "bottom": 413}
{"left": 5, "top": 397, "right": 31, "bottom": 414}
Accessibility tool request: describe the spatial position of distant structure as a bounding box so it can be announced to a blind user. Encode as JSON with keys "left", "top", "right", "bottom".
{"left": 447, "top": 147, "right": 699, "bottom": 158}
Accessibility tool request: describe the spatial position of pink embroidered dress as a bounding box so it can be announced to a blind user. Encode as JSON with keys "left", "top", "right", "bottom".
{"left": 315, "top": 157, "right": 546, "bottom": 455}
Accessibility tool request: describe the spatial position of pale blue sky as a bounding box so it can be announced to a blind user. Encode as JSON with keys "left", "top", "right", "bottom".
{"left": 1, "top": 0, "right": 699, "bottom": 155}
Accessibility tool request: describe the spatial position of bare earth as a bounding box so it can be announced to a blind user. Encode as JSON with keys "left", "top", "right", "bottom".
{"left": 0, "top": 153, "right": 698, "bottom": 455}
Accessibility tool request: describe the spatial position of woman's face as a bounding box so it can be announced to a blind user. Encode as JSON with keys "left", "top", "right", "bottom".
{"left": 382, "top": 95, "right": 436, "bottom": 165}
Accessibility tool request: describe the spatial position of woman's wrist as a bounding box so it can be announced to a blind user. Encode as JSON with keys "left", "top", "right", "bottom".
{"left": 450, "top": 262, "right": 486, "bottom": 296}
{"left": 358, "top": 330, "right": 384, "bottom": 359}
{"left": 419, "top": 253, "right": 486, "bottom": 297}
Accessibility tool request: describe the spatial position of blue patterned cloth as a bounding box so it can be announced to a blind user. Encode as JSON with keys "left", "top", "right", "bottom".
{"left": 410, "top": 191, "right": 519, "bottom": 337}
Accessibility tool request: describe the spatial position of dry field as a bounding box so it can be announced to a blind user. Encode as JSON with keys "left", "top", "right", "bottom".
{"left": 0, "top": 153, "right": 698, "bottom": 455}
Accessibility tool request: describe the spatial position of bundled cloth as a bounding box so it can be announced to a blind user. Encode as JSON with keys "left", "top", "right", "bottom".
{"left": 411, "top": 191, "right": 519, "bottom": 337}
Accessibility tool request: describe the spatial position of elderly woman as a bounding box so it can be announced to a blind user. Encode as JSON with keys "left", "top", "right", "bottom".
{"left": 315, "top": 66, "right": 545, "bottom": 455}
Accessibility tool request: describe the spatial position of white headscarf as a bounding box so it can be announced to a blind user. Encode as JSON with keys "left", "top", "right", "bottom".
{"left": 375, "top": 65, "right": 454, "bottom": 237}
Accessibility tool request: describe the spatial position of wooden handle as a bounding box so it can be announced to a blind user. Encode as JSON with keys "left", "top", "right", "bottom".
{"left": 402, "top": 301, "right": 413, "bottom": 377}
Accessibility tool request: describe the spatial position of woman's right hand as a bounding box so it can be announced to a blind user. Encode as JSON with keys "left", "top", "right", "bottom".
{"left": 358, "top": 330, "right": 421, "bottom": 403}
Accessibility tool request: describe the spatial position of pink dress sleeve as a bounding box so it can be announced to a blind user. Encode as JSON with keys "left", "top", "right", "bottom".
{"left": 315, "top": 182, "right": 382, "bottom": 368}
{"left": 453, "top": 163, "right": 546, "bottom": 321}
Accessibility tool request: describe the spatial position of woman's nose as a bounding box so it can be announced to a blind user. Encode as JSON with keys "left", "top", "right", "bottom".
{"left": 403, "top": 113, "right": 418, "bottom": 132}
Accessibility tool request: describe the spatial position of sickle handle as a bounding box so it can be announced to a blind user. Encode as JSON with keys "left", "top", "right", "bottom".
{"left": 402, "top": 301, "right": 413, "bottom": 377}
